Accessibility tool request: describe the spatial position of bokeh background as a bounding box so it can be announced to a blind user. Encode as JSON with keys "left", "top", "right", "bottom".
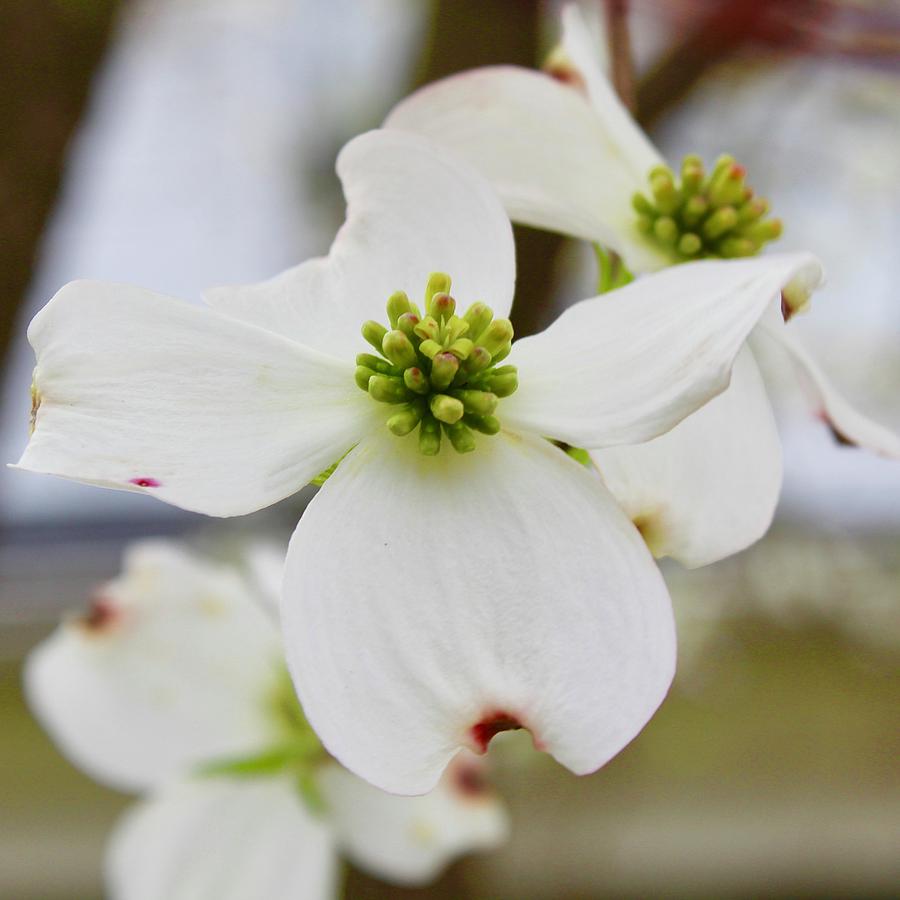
{"left": 1, "top": 1, "right": 898, "bottom": 897}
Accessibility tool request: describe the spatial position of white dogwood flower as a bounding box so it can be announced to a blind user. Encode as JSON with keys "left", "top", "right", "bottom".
{"left": 16, "top": 128, "right": 822, "bottom": 793}
{"left": 386, "top": 4, "right": 900, "bottom": 568}
{"left": 26, "top": 541, "right": 508, "bottom": 898}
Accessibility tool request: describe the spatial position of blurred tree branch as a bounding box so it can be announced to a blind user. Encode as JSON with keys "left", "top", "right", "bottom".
{"left": 0, "top": 1, "right": 120, "bottom": 384}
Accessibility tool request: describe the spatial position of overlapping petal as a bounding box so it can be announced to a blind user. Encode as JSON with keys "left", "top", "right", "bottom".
{"left": 205, "top": 129, "right": 516, "bottom": 357}
{"left": 592, "top": 348, "right": 782, "bottom": 568}
{"left": 24, "top": 542, "right": 282, "bottom": 793}
{"left": 501, "top": 253, "right": 823, "bottom": 449}
{"left": 15, "top": 281, "right": 372, "bottom": 516}
{"left": 319, "top": 754, "right": 508, "bottom": 885}
{"left": 282, "top": 430, "right": 675, "bottom": 795}
{"left": 752, "top": 325, "right": 900, "bottom": 459}
{"left": 106, "top": 777, "right": 337, "bottom": 900}
{"left": 557, "top": 3, "right": 662, "bottom": 184}
{"left": 386, "top": 67, "right": 667, "bottom": 273}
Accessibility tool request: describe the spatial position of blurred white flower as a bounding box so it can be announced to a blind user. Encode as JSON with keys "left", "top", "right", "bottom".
{"left": 15, "top": 126, "right": 820, "bottom": 793}
{"left": 386, "top": 2, "right": 900, "bottom": 569}
{"left": 26, "top": 541, "right": 508, "bottom": 898}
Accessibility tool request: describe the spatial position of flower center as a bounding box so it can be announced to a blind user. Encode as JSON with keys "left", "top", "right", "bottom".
{"left": 633, "top": 154, "right": 782, "bottom": 261}
{"left": 355, "top": 273, "right": 518, "bottom": 455}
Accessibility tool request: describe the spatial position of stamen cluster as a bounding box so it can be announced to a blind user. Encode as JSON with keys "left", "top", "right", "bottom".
{"left": 633, "top": 154, "right": 782, "bottom": 261}
{"left": 355, "top": 273, "right": 518, "bottom": 455}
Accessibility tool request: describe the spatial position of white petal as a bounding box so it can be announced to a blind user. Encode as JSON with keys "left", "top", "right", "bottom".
{"left": 556, "top": 4, "right": 663, "bottom": 186}
{"left": 319, "top": 754, "right": 508, "bottom": 886}
{"left": 385, "top": 67, "right": 669, "bottom": 274}
{"left": 282, "top": 429, "right": 675, "bottom": 795}
{"left": 591, "top": 348, "right": 782, "bottom": 568}
{"left": 502, "top": 253, "right": 824, "bottom": 449}
{"left": 14, "top": 280, "right": 372, "bottom": 516}
{"left": 24, "top": 541, "right": 283, "bottom": 793}
{"left": 106, "top": 778, "right": 337, "bottom": 900}
{"left": 205, "top": 129, "right": 516, "bottom": 357}
{"left": 752, "top": 324, "right": 900, "bottom": 459}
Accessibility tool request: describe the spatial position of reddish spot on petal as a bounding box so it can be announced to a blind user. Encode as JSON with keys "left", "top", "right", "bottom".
{"left": 780, "top": 291, "right": 793, "bottom": 323}
{"left": 816, "top": 410, "right": 856, "bottom": 447}
{"left": 545, "top": 62, "right": 587, "bottom": 94}
{"left": 129, "top": 477, "right": 161, "bottom": 488}
{"left": 452, "top": 760, "right": 491, "bottom": 798}
{"left": 470, "top": 711, "right": 522, "bottom": 754}
{"left": 80, "top": 595, "right": 120, "bottom": 632}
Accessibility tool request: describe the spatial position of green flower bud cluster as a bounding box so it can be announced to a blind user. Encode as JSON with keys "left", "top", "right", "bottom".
{"left": 355, "top": 273, "right": 518, "bottom": 455}
{"left": 632, "top": 154, "right": 782, "bottom": 261}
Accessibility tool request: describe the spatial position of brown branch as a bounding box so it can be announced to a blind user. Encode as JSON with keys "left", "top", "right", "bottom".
{"left": 604, "top": 0, "right": 637, "bottom": 114}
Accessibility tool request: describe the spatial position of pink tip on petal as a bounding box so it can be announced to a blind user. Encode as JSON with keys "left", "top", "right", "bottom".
{"left": 129, "top": 477, "right": 161, "bottom": 488}
{"left": 79, "top": 595, "right": 120, "bottom": 632}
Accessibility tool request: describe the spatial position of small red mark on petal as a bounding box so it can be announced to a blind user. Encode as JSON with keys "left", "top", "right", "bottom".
{"left": 452, "top": 760, "right": 490, "bottom": 797}
{"left": 780, "top": 291, "right": 793, "bottom": 323}
{"left": 129, "top": 477, "right": 161, "bottom": 488}
{"left": 545, "top": 62, "right": 587, "bottom": 94}
{"left": 470, "top": 711, "right": 522, "bottom": 754}
{"left": 816, "top": 410, "right": 856, "bottom": 447}
{"left": 80, "top": 595, "right": 120, "bottom": 632}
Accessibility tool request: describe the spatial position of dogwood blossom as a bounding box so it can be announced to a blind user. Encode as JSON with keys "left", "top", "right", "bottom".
{"left": 385, "top": 3, "right": 900, "bottom": 568}
{"left": 26, "top": 541, "right": 508, "bottom": 898}
{"left": 15, "top": 127, "right": 822, "bottom": 793}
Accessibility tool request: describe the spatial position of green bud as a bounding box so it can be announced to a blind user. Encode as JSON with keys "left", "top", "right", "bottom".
{"left": 418, "top": 338, "right": 442, "bottom": 360}
{"left": 450, "top": 389, "right": 498, "bottom": 417}
{"left": 463, "top": 302, "right": 493, "bottom": 341}
{"left": 396, "top": 312, "right": 421, "bottom": 340}
{"left": 636, "top": 215, "right": 654, "bottom": 234}
{"left": 702, "top": 206, "right": 738, "bottom": 240}
{"left": 650, "top": 168, "right": 680, "bottom": 214}
{"left": 386, "top": 291, "right": 412, "bottom": 328}
{"left": 430, "top": 394, "right": 464, "bottom": 424}
{"left": 413, "top": 316, "right": 440, "bottom": 342}
{"left": 361, "top": 320, "right": 388, "bottom": 352}
{"left": 368, "top": 375, "right": 409, "bottom": 404}
{"left": 387, "top": 401, "right": 425, "bottom": 436}
{"left": 443, "top": 420, "right": 476, "bottom": 454}
{"left": 631, "top": 192, "right": 655, "bottom": 215}
{"left": 382, "top": 330, "right": 417, "bottom": 369}
{"left": 492, "top": 343, "right": 512, "bottom": 364}
{"left": 718, "top": 236, "right": 757, "bottom": 258}
{"left": 480, "top": 368, "right": 518, "bottom": 398}
{"left": 354, "top": 366, "right": 375, "bottom": 391}
{"left": 682, "top": 195, "right": 708, "bottom": 227}
{"left": 447, "top": 337, "right": 474, "bottom": 360}
{"left": 430, "top": 352, "right": 460, "bottom": 390}
{"left": 403, "top": 366, "right": 430, "bottom": 395}
{"left": 653, "top": 216, "right": 678, "bottom": 245}
{"left": 709, "top": 162, "right": 746, "bottom": 208}
{"left": 356, "top": 353, "right": 396, "bottom": 375}
{"left": 464, "top": 413, "right": 501, "bottom": 435}
{"left": 418, "top": 414, "right": 442, "bottom": 455}
{"left": 446, "top": 316, "right": 470, "bottom": 343}
{"left": 424, "top": 272, "right": 452, "bottom": 306}
{"left": 678, "top": 233, "right": 702, "bottom": 256}
{"left": 737, "top": 197, "right": 768, "bottom": 224}
{"left": 429, "top": 291, "right": 456, "bottom": 321}
{"left": 739, "top": 218, "right": 782, "bottom": 243}
{"left": 478, "top": 319, "right": 514, "bottom": 357}
{"left": 463, "top": 346, "right": 492, "bottom": 377}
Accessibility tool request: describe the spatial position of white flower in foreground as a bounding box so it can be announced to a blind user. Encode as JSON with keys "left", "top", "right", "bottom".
{"left": 16, "top": 127, "right": 822, "bottom": 793}
{"left": 385, "top": 3, "right": 900, "bottom": 568}
{"left": 26, "top": 541, "right": 508, "bottom": 898}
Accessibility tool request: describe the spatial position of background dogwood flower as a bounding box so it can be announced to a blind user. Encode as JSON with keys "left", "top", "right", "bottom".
{"left": 26, "top": 540, "right": 508, "bottom": 898}
{"left": 385, "top": 3, "right": 900, "bottom": 569}
{"left": 15, "top": 127, "right": 822, "bottom": 793}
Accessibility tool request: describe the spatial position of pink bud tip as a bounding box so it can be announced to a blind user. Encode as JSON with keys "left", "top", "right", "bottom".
{"left": 129, "top": 477, "right": 161, "bottom": 488}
